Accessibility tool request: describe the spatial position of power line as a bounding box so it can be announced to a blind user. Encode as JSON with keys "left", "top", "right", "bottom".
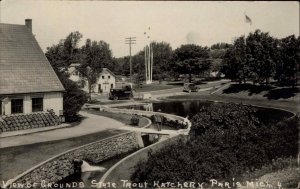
{"left": 125, "top": 37, "right": 136, "bottom": 84}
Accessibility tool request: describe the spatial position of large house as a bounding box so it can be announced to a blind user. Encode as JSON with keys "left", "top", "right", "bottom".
{"left": 0, "top": 19, "right": 65, "bottom": 117}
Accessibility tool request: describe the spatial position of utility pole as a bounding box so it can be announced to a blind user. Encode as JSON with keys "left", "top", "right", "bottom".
{"left": 125, "top": 37, "right": 136, "bottom": 84}
{"left": 0, "top": 0, "right": 2, "bottom": 23}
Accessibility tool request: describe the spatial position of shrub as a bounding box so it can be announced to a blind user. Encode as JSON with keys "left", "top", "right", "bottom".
{"left": 131, "top": 103, "right": 299, "bottom": 183}
{"left": 130, "top": 114, "right": 140, "bottom": 126}
{"left": 149, "top": 115, "right": 187, "bottom": 129}
{"left": 60, "top": 74, "right": 88, "bottom": 122}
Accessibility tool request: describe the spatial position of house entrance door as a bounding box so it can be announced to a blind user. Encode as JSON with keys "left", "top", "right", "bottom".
{"left": 103, "top": 84, "right": 109, "bottom": 93}
{"left": 98, "top": 84, "right": 101, "bottom": 93}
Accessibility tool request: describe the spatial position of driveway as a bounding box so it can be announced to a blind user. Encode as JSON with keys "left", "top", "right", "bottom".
{"left": 0, "top": 111, "right": 125, "bottom": 148}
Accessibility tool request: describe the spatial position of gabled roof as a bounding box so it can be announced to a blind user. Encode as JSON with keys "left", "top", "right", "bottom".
{"left": 0, "top": 23, "right": 65, "bottom": 95}
{"left": 101, "top": 68, "right": 116, "bottom": 78}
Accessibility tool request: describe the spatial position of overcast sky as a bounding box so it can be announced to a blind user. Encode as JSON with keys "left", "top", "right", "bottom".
{"left": 1, "top": 1, "right": 299, "bottom": 57}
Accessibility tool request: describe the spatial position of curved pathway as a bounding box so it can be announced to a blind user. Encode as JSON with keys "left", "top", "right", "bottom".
{"left": 0, "top": 111, "right": 125, "bottom": 148}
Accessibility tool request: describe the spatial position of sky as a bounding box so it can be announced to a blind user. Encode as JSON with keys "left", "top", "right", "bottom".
{"left": 1, "top": 1, "right": 299, "bottom": 58}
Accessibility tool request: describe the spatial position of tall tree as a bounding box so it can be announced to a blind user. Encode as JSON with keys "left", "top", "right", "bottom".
{"left": 45, "top": 32, "right": 87, "bottom": 121}
{"left": 172, "top": 44, "right": 211, "bottom": 82}
{"left": 151, "top": 41, "right": 173, "bottom": 81}
{"left": 210, "top": 43, "right": 231, "bottom": 75}
{"left": 77, "top": 39, "right": 113, "bottom": 100}
{"left": 275, "top": 35, "right": 300, "bottom": 86}
{"left": 132, "top": 51, "right": 146, "bottom": 87}
{"left": 221, "top": 36, "right": 249, "bottom": 83}
{"left": 46, "top": 31, "right": 83, "bottom": 75}
{"left": 246, "top": 30, "right": 278, "bottom": 85}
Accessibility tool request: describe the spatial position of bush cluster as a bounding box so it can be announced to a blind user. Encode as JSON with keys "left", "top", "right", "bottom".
{"left": 130, "top": 114, "right": 140, "bottom": 126}
{"left": 131, "top": 103, "right": 299, "bottom": 184}
{"left": 149, "top": 115, "right": 187, "bottom": 129}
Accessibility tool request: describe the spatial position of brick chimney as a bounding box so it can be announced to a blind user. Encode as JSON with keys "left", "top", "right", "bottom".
{"left": 25, "top": 19, "right": 32, "bottom": 32}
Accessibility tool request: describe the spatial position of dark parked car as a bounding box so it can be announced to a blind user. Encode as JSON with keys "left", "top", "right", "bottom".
{"left": 109, "top": 86, "right": 133, "bottom": 100}
{"left": 183, "top": 83, "right": 199, "bottom": 93}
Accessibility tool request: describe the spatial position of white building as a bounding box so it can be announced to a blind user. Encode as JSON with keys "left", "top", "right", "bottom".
{"left": 68, "top": 66, "right": 116, "bottom": 93}
{"left": 94, "top": 68, "right": 116, "bottom": 93}
{"left": 68, "top": 63, "right": 82, "bottom": 83}
{"left": 0, "top": 19, "right": 65, "bottom": 116}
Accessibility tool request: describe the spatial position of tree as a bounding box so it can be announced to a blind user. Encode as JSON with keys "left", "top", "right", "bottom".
{"left": 46, "top": 31, "right": 83, "bottom": 74}
{"left": 172, "top": 44, "right": 211, "bottom": 82}
{"left": 210, "top": 43, "right": 231, "bottom": 75}
{"left": 59, "top": 73, "right": 88, "bottom": 122}
{"left": 211, "top": 42, "right": 231, "bottom": 50}
{"left": 246, "top": 30, "right": 278, "bottom": 85}
{"left": 221, "top": 36, "right": 249, "bottom": 83}
{"left": 151, "top": 41, "right": 173, "bottom": 81}
{"left": 132, "top": 51, "right": 146, "bottom": 87}
{"left": 275, "top": 35, "right": 300, "bottom": 86}
{"left": 45, "top": 32, "right": 87, "bottom": 121}
{"left": 77, "top": 39, "right": 113, "bottom": 100}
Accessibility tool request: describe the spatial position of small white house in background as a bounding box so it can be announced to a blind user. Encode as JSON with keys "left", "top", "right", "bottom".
{"left": 0, "top": 19, "right": 64, "bottom": 116}
{"left": 68, "top": 66, "right": 116, "bottom": 93}
{"left": 94, "top": 68, "right": 116, "bottom": 93}
{"left": 68, "top": 63, "right": 81, "bottom": 83}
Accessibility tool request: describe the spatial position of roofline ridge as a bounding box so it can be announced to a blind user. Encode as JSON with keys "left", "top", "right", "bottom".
{"left": 0, "top": 23, "right": 26, "bottom": 27}
{"left": 102, "top": 68, "right": 116, "bottom": 77}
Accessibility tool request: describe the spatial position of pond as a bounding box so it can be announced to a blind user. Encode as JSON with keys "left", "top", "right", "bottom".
{"left": 116, "top": 100, "right": 294, "bottom": 125}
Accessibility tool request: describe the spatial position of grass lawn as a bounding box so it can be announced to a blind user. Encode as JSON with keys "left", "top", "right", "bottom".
{"left": 257, "top": 168, "right": 300, "bottom": 188}
{"left": 238, "top": 157, "right": 300, "bottom": 189}
{"left": 86, "top": 110, "right": 150, "bottom": 128}
{"left": 135, "top": 83, "right": 181, "bottom": 93}
{"left": 217, "top": 83, "right": 300, "bottom": 101}
{"left": 167, "top": 83, "right": 299, "bottom": 113}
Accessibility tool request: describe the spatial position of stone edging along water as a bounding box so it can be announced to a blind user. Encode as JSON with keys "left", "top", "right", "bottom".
{"left": 99, "top": 134, "right": 184, "bottom": 185}
{"left": 87, "top": 104, "right": 192, "bottom": 135}
{"left": 4, "top": 114, "right": 152, "bottom": 188}
{"left": 83, "top": 104, "right": 193, "bottom": 184}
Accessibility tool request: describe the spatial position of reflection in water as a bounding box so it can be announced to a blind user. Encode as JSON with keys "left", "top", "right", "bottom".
{"left": 142, "top": 103, "right": 153, "bottom": 111}
{"left": 118, "top": 100, "right": 293, "bottom": 124}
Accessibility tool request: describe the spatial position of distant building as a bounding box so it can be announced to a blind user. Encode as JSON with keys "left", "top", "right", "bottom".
{"left": 68, "top": 63, "right": 82, "bottom": 83}
{"left": 68, "top": 66, "right": 116, "bottom": 93}
{"left": 95, "top": 68, "right": 116, "bottom": 93}
{"left": 0, "top": 19, "right": 65, "bottom": 116}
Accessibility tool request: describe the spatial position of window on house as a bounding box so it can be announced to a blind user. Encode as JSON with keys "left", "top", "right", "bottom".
{"left": 32, "top": 98, "right": 43, "bottom": 112}
{"left": 11, "top": 99, "right": 23, "bottom": 114}
{"left": 108, "top": 75, "right": 111, "bottom": 79}
{"left": 102, "top": 76, "right": 105, "bottom": 79}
